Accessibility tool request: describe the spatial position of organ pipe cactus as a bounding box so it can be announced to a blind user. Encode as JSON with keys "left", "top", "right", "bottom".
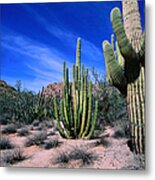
{"left": 103, "top": 0, "right": 145, "bottom": 154}
{"left": 54, "top": 38, "right": 98, "bottom": 139}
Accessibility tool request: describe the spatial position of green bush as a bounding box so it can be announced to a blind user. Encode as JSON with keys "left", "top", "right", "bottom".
{"left": 91, "top": 68, "right": 129, "bottom": 134}
{"left": 0, "top": 81, "right": 55, "bottom": 125}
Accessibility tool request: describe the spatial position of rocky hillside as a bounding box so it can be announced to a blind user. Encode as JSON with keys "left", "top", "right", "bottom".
{"left": 0, "top": 80, "right": 16, "bottom": 94}
{"left": 42, "top": 82, "right": 63, "bottom": 98}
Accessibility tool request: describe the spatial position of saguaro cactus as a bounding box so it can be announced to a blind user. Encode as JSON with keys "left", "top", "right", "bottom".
{"left": 54, "top": 38, "right": 98, "bottom": 139}
{"left": 103, "top": 0, "right": 145, "bottom": 154}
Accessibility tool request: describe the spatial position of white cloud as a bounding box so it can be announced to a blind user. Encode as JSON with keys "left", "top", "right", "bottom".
{"left": 1, "top": 33, "right": 72, "bottom": 92}
{"left": 1, "top": 5, "right": 105, "bottom": 92}
{"left": 23, "top": 4, "right": 104, "bottom": 65}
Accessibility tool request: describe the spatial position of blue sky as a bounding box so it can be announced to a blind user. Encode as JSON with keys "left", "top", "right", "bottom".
{"left": 0, "top": 1, "right": 145, "bottom": 92}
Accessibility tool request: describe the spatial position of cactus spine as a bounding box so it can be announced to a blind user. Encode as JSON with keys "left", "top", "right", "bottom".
{"left": 103, "top": 0, "right": 145, "bottom": 154}
{"left": 54, "top": 38, "right": 98, "bottom": 139}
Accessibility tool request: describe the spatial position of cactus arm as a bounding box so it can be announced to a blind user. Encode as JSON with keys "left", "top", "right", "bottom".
{"left": 111, "top": 8, "right": 142, "bottom": 82}
{"left": 72, "top": 65, "right": 77, "bottom": 136}
{"left": 82, "top": 81, "right": 92, "bottom": 138}
{"left": 111, "top": 8, "right": 138, "bottom": 61}
{"left": 79, "top": 75, "right": 87, "bottom": 137}
{"left": 60, "top": 99, "right": 71, "bottom": 137}
{"left": 85, "top": 100, "right": 98, "bottom": 140}
{"left": 54, "top": 97, "right": 70, "bottom": 139}
{"left": 77, "top": 82, "right": 82, "bottom": 131}
{"left": 116, "top": 42, "right": 124, "bottom": 68}
{"left": 103, "top": 40, "right": 127, "bottom": 94}
{"left": 78, "top": 64, "right": 85, "bottom": 130}
{"left": 77, "top": 67, "right": 84, "bottom": 130}
{"left": 63, "top": 62, "right": 70, "bottom": 127}
{"left": 76, "top": 37, "right": 81, "bottom": 81}
{"left": 69, "top": 83, "right": 73, "bottom": 128}
{"left": 111, "top": 34, "right": 115, "bottom": 51}
{"left": 60, "top": 99, "right": 68, "bottom": 129}
{"left": 76, "top": 38, "right": 81, "bottom": 131}
{"left": 65, "top": 67, "right": 69, "bottom": 93}
{"left": 63, "top": 67, "right": 70, "bottom": 127}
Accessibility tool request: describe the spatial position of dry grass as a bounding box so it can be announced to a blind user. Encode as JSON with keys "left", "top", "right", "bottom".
{"left": 0, "top": 137, "right": 14, "bottom": 150}
{"left": 17, "top": 127, "right": 29, "bottom": 136}
{"left": 69, "top": 147, "right": 98, "bottom": 165}
{"left": 94, "top": 137, "right": 110, "bottom": 147}
{"left": 25, "top": 131, "right": 47, "bottom": 147}
{"left": 44, "top": 139, "right": 62, "bottom": 150}
{"left": 54, "top": 152, "right": 70, "bottom": 164}
{"left": 1, "top": 149, "right": 28, "bottom": 165}
{"left": 2, "top": 124, "right": 17, "bottom": 134}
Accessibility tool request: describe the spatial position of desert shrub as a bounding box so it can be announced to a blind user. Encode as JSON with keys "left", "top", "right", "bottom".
{"left": 13, "top": 90, "right": 38, "bottom": 124}
{"left": 37, "top": 122, "right": 47, "bottom": 131}
{"left": 112, "top": 129, "right": 126, "bottom": 139}
{"left": 47, "top": 131, "right": 56, "bottom": 136}
{"left": 32, "top": 119, "right": 40, "bottom": 127}
{"left": 0, "top": 116, "right": 10, "bottom": 125}
{"left": 55, "top": 152, "right": 70, "bottom": 164}
{"left": 41, "top": 120, "right": 53, "bottom": 128}
{"left": 94, "top": 137, "right": 110, "bottom": 147}
{"left": 25, "top": 132, "right": 47, "bottom": 147}
{"left": 17, "top": 128, "right": 29, "bottom": 136}
{"left": 0, "top": 92, "right": 15, "bottom": 122}
{"left": 44, "top": 139, "right": 61, "bottom": 149}
{"left": 0, "top": 80, "right": 55, "bottom": 125}
{"left": 2, "top": 124, "right": 17, "bottom": 134}
{"left": 0, "top": 138, "right": 14, "bottom": 150}
{"left": 0, "top": 82, "right": 35, "bottom": 124}
{"left": 69, "top": 147, "right": 97, "bottom": 165}
{"left": 34, "top": 121, "right": 53, "bottom": 131}
{"left": 2, "top": 149, "right": 27, "bottom": 165}
{"left": 97, "top": 85, "right": 128, "bottom": 127}
{"left": 91, "top": 68, "right": 129, "bottom": 135}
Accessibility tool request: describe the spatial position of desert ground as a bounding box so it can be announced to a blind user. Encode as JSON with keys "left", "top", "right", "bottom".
{"left": 0, "top": 120, "right": 144, "bottom": 169}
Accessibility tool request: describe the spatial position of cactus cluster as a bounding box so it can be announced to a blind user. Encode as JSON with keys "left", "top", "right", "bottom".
{"left": 103, "top": 1, "right": 145, "bottom": 154}
{"left": 54, "top": 38, "right": 98, "bottom": 139}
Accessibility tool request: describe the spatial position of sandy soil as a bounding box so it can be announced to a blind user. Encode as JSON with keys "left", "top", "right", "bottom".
{"left": 0, "top": 124, "right": 144, "bottom": 169}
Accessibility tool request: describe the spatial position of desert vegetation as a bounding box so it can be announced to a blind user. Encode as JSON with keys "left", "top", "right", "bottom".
{"left": 54, "top": 38, "right": 98, "bottom": 139}
{"left": 0, "top": 0, "right": 145, "bottom": 169}
{"left": 103, "top": 1, "right": 145, "bottom": 154}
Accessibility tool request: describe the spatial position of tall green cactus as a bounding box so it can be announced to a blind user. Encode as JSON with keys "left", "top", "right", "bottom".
{"left": 103, "top": 1, "right": 145, "bottom": 154}
{"left": 54, "top": 38, "right": 98, "bottom": 139}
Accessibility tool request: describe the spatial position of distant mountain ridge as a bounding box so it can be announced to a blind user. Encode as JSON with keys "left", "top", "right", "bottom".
{"left": 0, "top": 80, "right": 64, "bottom": 98}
